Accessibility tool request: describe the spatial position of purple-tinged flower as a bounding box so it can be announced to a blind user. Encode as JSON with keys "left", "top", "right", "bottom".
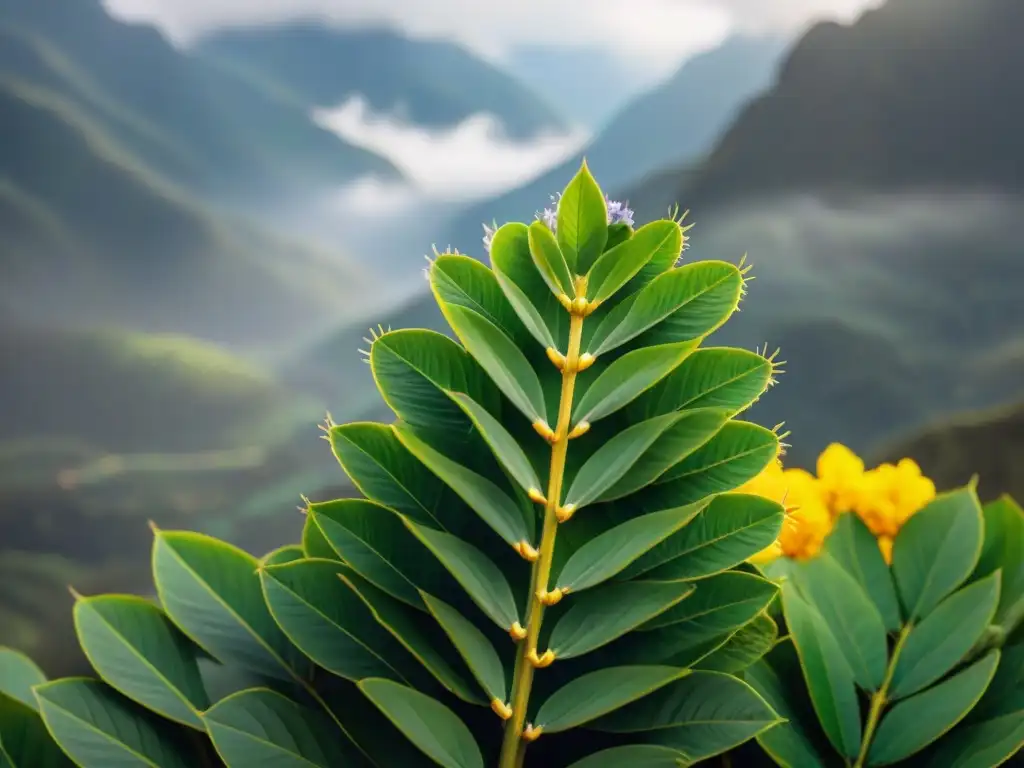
{"left": 535, "top": 194, "right": 560, "bottom": 233}
{"left": 605, "top": 196, "right": 634, "bottom": 227}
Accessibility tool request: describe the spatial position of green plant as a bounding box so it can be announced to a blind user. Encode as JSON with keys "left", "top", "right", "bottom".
{"left": 0, "top": 161, "right": 794, "bottom": 767}
{"left": 747, "top": 490, "right": 1024, "bottom": 767}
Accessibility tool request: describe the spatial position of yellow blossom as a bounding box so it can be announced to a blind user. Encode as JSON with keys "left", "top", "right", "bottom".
{"left": 816, "top": 442, "right": 866, "bottom": 517}
{"left": 741, "top": 461, "right": 832, "bottom": 564}
{"left": 853, "top": 457, "right": 936, "bottom": 562}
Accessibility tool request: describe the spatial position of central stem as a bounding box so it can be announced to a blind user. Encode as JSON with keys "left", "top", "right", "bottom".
{"left": 854, "top": 623, "right": 913, "bottom": 768}
{"left": 498, "top": 306, "right": 586, "bottom": 768}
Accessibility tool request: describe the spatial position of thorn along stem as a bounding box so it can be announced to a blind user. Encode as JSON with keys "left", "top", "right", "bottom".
{"left": 499, "top": 300, "right": 586, "bottom": 768}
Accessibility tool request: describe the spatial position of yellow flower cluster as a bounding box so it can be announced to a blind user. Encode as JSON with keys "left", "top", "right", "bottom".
{"left": 741, "top": 443, "right": 937, "bottom": 565}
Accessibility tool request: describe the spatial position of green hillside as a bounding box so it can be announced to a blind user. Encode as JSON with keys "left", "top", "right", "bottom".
{"left": 195, "top": 23, "right": 568, "bottom": 140}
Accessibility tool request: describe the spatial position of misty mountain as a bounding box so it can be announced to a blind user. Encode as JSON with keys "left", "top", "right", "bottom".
{"left": 441, "top": 35, "right": 787, "bottom": 258}
{"left": 195, "top": 23, "right": 569, "bottom": 140}
{"left": 631, "top": 0, "right": 1024, "bottom": 216}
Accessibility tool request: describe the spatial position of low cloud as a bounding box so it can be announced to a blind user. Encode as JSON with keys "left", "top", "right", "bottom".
{"left": 313, "top": 96, "right": 589, "bottom": 214}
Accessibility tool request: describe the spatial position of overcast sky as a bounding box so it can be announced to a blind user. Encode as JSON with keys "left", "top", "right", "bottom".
{"left": 103, "top": 0, "right": 880, "bottom": 79}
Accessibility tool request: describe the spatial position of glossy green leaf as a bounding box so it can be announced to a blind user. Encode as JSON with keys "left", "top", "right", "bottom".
{"left": 448, "top": 391, "right": 543, "bottom": 496}
{"left": 588, "top": 261, "right": 740, "bottom": 356}
{"left": 789, "top": 553, "right": 888, "bottom": 691}
{"left": 556, "top": 159, "right": 608, "bottom": 273}
{"left": 489, "top": 222, "right": 559, "bottom": 349}
{"left": 535, "top": 666, "right": 686, "bottom": 733}
{"left": 605, "top": 221, "right": 633, "bottom": 250}
{"left": 528, "top": 219, "right": 575, "bottom": 298}
{"left": 72, "top": 594, "right": 209, "bottom": 729}
{"left": 259, "top": 558, "right": 410, "bottom": 683}
{"left": 592, "top": 671, "right": 780, "bottom": 760}
{"left": 340, "top": 572, "right": 482, "bottom": 704}
{"left": 869, "top": 651, "right": 1001, "bottom": 765}
{"left": 0, "top": 692, "right": 70, "bottom": 767}
{"left": 973, "top": 495, "right": 1024, "bottom": 626}
{"left": 393, "top": 423, "right": 532, "bottom": 548}
{"left": 695, "top": 613, "right": 778, "bottom": 674}
{"left": 370, "top": 329, "right": 497, "bottom": 436}
{"left": 639, "top": 571, "right": 778, "bottom": 637}
{"left": 35, "top": 678, "right": 195, "bottom": 768}
{"left": 597, "top": 408, "right": 730, "bottom": 502}
{"left": 556, "top": 501, "right": 708, "bottom": 594}
{"left": 892, "top": 487, "right": 984, "bottom": 620}
{"left": 627, "top": 347, "right": 772, "bottom": 421}
{"left": 359, "top": 679, "right": 484, "bottom": 768}
{"left": 623, "top": 494, "right": 784, "bottom": 581}
{"left": 565, "top": 745, "right": 689, "bottom": 768}
{"left": 782, "top": 584, "right": 862, "bottom": 758}
{"left": 404, "top": 520, "right": 519, "bottom": 630}
{"left": 301, "top": 513, "right": 337, "bottom": 561}
{"left": 925, "top": 714, "right": 1024, "bottom": 768}
{"left": 638, "top": 266, "right": 742, "bottom": 348}
{"left": 586, "top": 220, "right": 680, "bottom": 307}
{"left": 745, "top": 640, "right": 834, "bottom": 768}
{"left": 203, "top": 688, "right": 356, "bottom": 767}
{"left": 564, "top": 414, "right": 685, "bottom": 510}
{"left": 826, "top": 512, "right": 902, "bottom": 632}
{"left": 549, "top": 581, "right": 695, "bottom": 660}
{"left": 572, "top": 340, "right": 698, "bottom": 426}
{"left": 655, "top": 420, "right": 778, "bottom": 488}
{"left": 260, "top": 545, "right": 305, "bottom": 567}
{"left": 890, "top": 572, "right": 1000, "bottom": 700}
{"left": 328, "top": 422, "right": 463, "bottom": 531}
{"left": 152, "top": 530, "right": 305, "bottom": 682}
{"left": 429, "top": 254, "right": 524, "bottom": 344}
{"left": 421, "top": 593, "right": 507, "bottom": 703}
{"left": 0, "top": 647, "right": 46, "bottom": 710}
{"left": 309, "top": 499, "right": 453, "bottom": 609}
{"left": 440, "top": 304, "right": 547, "bottom": 424}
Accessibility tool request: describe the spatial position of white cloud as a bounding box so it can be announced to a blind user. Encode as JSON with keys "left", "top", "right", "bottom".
{"left": 313, "top": 96, "right": 589, "bottom": 213}
{"left": 102, "top": 0, "right": 880, "bottom": 79}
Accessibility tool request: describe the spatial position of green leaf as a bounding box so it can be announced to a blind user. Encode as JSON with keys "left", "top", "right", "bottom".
{"left": 358, "top": 679, "right": 484, "bottom": 768}
{"left": 695, "top": 613, "right": 779, "bottom": 674}
{"left": 597, "top": 408, "right": 730, "bottom": 502}
{"left": 556, "top": 501, "right": 708, "bottom": 594}
{"left": 973, "top": 495, "right": 1024, "bottom": 626}
{"left": 528, "top": 219, "right": 575, "bottom": 298}
{"left": 591, "top": 671, "right": 780, "bottom": 760}
{"left": 826, "top": 512, "right": 902, "bottom": 632}
{"left": 781, "top": 583, "right": 862, "bottom": 758}
{"left": 622, "top": 494, "right": 784, "bottom": 581}
{"left": 789, "top": 553, "right": 888, "bottom": 691}
{"left": 489, "top": 222, "right": 559, "bottom": 349}
{"left": 588, "top": 261, "right": 740, "bottom": 356}
{"left": 35, "top": 678, "right": 195, "bottom": 767}
{"left": 439, "top": 304, "right": 547, "bottom": 425}
{"left": 892, "top": 487, "right": 984, "bottom": 620}
{"left": 564, "top": 414, "right": 687, "bottom": 510}
{"left": 549, "top": 581, "right": 695, "bottom": 660}
{"left": 565, "top": 745, "right": 689, "bottom": 768}
{"left": 404, "top": 520, "right": 520, "bottom": 630}
{"left": 556, "top": 159, "right": 608, "bottom": 273}
{"left": 152, "top": 530, "right": 306, "bottom": 682}
{"left": 745, "top": 639, "right": 834, "bottom": 768}
{"left": 340, "top": 572, "right": 483, "bottom": 704}
{"left": 328, "top": 422, "right": 465, "bottom": 532}
{"left": 586, "top": 220, "right": 681, "bottom": 307}
{"left": 627, "top": 348, "right": 773, "bottom": 421}
{"left": 0, "top": 647, "right": 46, "bottom": 710}
{"left": 259, "top": 558, "right": 410, "bottom": 683}
{"left": 421, "top": 593, "right": 507, "bottom": 703}
{"left": 309, "top": 499, "right": 454, "bottom": 609}
{"left": 869, "top": 650, "right": 1001, "bottom": 765}
{"left": 535, "top": 666, "right": 686, "bottom": 733}
{"left": 72, "top": 594, "right": 209, "bottom": 729}
{"left": 447, "top": 391, "right": 543, "bottom": 497}
{"left": 0, "top": 692, "right": 71, "bottom": 767}
{"left": 638, "top": 571, "right": 778, "bottom": 639}
{"left": 301, "top": 514, "right": 337, "bottom": 561}
{"left": 393, "top": 423, "right": 532, "bottom": 549}
{"left": 203, "top": 688, "right": 357, "bottom": 767}
{"left": 925, "top": 715, "right": 1024, "bottom": 768}
{"left": 370, "top": 329, "right": 497, "bottom": 437}
{"left": 572, "top": 340, "right": 698, "bottom": 427}
{"left": 429, "top": 254, "right": 525, "bottom": 344}
{"left": 654, "top": 420, "right": 778, "bottom": 488}
{"left": 260, "top": 545, "right": 305, "bottom": 567}
{"left": 890, "top": 572, "right": 1001, "bottom": 700}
